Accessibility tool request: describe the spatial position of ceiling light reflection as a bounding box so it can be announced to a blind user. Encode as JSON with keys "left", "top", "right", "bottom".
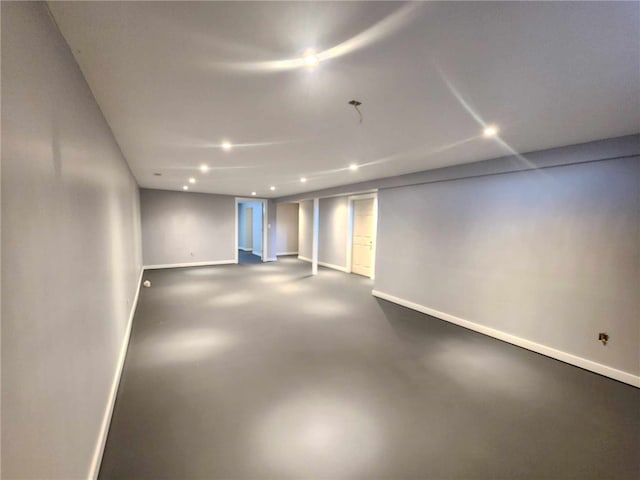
{"left": 303, "top": 50, "right": 320, "bottom": 68}
{"left": 259, "top": 273, "right": 291, "bottom": 284}
{"left": 255, "top": 393, "right": 382, "bottom": 477}
{"left": 183, "top": 267, "right": 225, "bottom": 277}
{"left": 134, "top": 328, "right": 236, "bottom": 368}
{"left": 277, "top": 282, "right": 308, "bottom": 295}
{"left": 301, "top": 298, "right": 350, "bottom": 317}
{"left": 209, "top": 291, "right": 253, "bottom": 307}
{"left": 212, "top": 3, "right": 422, "bottom": 73}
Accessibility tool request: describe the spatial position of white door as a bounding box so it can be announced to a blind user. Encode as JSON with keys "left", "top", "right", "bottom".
{"left": 351, "top": 198, "right": 375, "bottom": 277}
{"left": 245, "top": 207, "right": 253, "bottom": 250}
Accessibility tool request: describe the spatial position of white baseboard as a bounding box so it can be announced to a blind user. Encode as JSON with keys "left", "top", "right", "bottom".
{"left": 318, "top": 261, "right": 349, "bottom": 273}
{"left": 89, "top": 267, "right": 144, "bottom": 480}
{"left": 144, "top": 259, "right": 236, "bottom": 270}
{"left": 277, "top": 251, "right": 299, "bottom": 256}
{"left": 238, "top": 247, "right": 252, "bottom": 252}
{"left": 296, "top": 256, "right": 349, "bottom": 273}
{"left": 252, "top": 251, "right": 263, "bottom": 257}
{"left": 371, "top": 290, "right": 640, "bottom": 388}
{"left": 265, "top": 257, "right": 278, "bottom": 262}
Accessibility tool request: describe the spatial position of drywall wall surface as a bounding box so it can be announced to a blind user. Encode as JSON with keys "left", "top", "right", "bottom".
{"left": 266, "top": 199, "right": 277, "bottom": 260}
{"left": 375, "top": 156, "right": 640, "bottom": 377}
{"left": 276, "top": 203, "right": 299, "bottom": 255}
{"left": 140, "top": 189, "right": 235, "bottom": 266}
{"left": 318, "top": 196, "right": 349, "bottom": 268}
{"left": 298, "top": 200, "right": 313, "bottom": 259}
{"left": 1, "top": 2, "right": 143, "bottom": 478}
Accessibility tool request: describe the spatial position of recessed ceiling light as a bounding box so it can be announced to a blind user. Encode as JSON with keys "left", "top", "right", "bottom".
{"left": 183, "top": 185, "right": 189, "bottom": 191}
{"left": 304, "top": 50, "right": 319, "bottom": 68}
{"left": 221, "top": 141, "right": 232, "bottom": 151}
{"left": 270, "top": 186, "right": 276, "bottom": 191}
{"left": 188, "top": 177, "right": 196, "bottom": 184}
{"left": 200, "top": 164, "right": 209, "bottom": 173}
{"left": 483, "top": 125, "right": 498, "bottom": 137}
{"left": 251, "top": 192, "right": 257, "bottom": 196}
{"left": 300, "top": 177, "right": 307, "bottom": 183}
{"left": 349, "top": 164, "right": 359, "bottom": 171}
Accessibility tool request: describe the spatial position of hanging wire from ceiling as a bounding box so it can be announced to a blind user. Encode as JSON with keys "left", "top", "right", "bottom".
{"left": 348, "top": 100, "right": 363, "bottom": 124}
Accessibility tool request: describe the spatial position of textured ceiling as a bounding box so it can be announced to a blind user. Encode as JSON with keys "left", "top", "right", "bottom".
{"left": 49, "top": 1, "right": 640, "bottom": 198}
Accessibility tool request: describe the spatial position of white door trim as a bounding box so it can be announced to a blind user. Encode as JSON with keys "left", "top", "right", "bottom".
{"left": 346, "top": 193, "right": 378, "bottom": 279}
{"left": 312, "top": 198, "right": 319, "bottom": 275}
{"left": 235, "top": 197, "right": 268, "bottom": 263}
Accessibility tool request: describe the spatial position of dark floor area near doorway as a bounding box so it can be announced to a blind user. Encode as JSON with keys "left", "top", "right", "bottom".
{"left": 238, "top": 249, "right": 262, "bottom": 264}
{"left": 100, "top": 258, "right": 639, "bottom": 479}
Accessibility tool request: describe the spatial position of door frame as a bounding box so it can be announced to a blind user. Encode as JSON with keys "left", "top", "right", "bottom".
{"left": 235, "top": 197, "right": 268, "bottom": 263}
{"left": 346, "top": 193, "right": 378, "bottom": 279}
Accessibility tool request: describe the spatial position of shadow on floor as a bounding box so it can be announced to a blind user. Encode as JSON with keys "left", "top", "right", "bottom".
{"left": 238, "top": 249, "right": 262, "bottom": 264}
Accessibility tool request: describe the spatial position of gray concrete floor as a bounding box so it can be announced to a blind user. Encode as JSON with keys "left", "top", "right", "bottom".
{"left": 100, "top": 257, "right": 639, "bottom": 479}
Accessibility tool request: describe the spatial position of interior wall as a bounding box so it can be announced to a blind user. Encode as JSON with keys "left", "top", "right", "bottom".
{"left": 1, "top": 2, "right": 143, "bottom": 478}
{"left": 298, "top": 200, "right": 313, "bottom": 260}
{"left": 140, "top": 188, "right": 235, "bottom": 266}
{"left": 374, "top": 156, "right": 640, "bottom": 381}
{"left": 318, "top": 196, "right": 349, "bottom": 269}
{"left": 276, "top": 203, "right": 299, "bottom": 255}
{"left": 266, "top": 199, "right": 277, "bottom": 261}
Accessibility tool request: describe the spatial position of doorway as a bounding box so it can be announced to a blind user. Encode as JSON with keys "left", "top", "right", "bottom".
{"left": 347, "top": 194, "right": 377, "bottom": 278}
{"left": 235, "top": 198, "right": 266, "bottom": 264}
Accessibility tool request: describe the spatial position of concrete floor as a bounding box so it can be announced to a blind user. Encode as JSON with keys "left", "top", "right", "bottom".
{"left": 100, "top": 258, "right": 639, "bottom": 479}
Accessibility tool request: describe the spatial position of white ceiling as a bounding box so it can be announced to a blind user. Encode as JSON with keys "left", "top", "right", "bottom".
{"left": 49, "top": 1, "right": 639, "bottom": 198}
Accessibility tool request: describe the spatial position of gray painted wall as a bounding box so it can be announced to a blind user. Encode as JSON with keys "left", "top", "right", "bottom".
{"left": 298, "top": 200, "right": 313, "bottom": 259}
{"left": 140, "top": 188, "right": 236, "bottom": 266}
{"left": 266, "top": 199, "right": 277, "bottom": 261}
{"left": 1, "top": 2, "right": 143, "bottom": 478}
{"left": 319, "top": 196, "right": 349, "bottom": 268}
{"left": 276, "top": 203, "right": 299, "bottom": 255}
{"left": 375, "top": 156, "right": 640, "bottom": 377}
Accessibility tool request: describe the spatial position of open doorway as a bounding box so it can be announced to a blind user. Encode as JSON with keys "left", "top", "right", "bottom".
{"left": 347, "top": 193, "right": 378, "bottom": 279}
{"left": 235, "top": 198, "right": 267, "bottom": 264}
